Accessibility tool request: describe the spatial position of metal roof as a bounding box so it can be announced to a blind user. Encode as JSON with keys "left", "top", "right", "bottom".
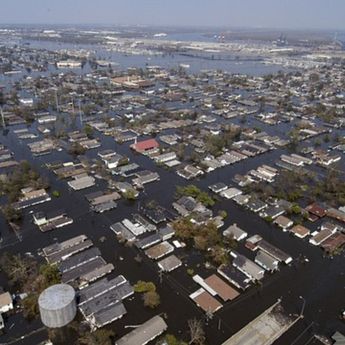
{"left": 38, "top": 284, "right": 75, "bottom": 311}
{"left": 115, "top": 316, "right": 167, "bottom": 345}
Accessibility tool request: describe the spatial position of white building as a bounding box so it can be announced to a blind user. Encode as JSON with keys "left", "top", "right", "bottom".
{"left": 57, "top": 60, "right": 82, "bottom": 68}
{"left": 0, "top": 292, "right": 13, "bottom": 314}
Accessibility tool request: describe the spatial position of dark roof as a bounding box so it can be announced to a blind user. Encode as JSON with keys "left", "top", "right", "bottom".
{"left": 85, "top": 191, "right": 104, "bottom": 201}
{"left": 264, "top": 205, "right": 285, "bottom": 218}
{"left": 14, "top": 194, "right": 50, "bottom": 210}
{"left": 217, "top": 265, "right": 250, "bottom": 290}
{"left": 143, "top": 208, "right": 166, "bottom": 224}
{"left": 159, "top": 226, "right": 175, "bottom": 239}
{"left": 247, "top": 199, "right": 266, "bottom": 211}
{"left": 78, "top": 275, "right": 127, "bottom": 305}
{"left": 209, "top": 182, "right": 227, "bottom": 192}
{"left": 176, "top": 196, "right": 197, "bottom": 211}
{"left": 92, "top": 201, "right": 117, "bottom": 213}
{"left": 135, "top": 233, "right": 161, "bottom": 249}
{"left": 62, "top": 257, "right": 105, "bottom": 283}
{"left": 257, "top": 240, "right": 291, "bottom": 263}
{"left": 80, "top": 282, "right": 133, "bottom": 317}
{"left": 94, "top": 302, "right": 127, "bottom": 327}
{"left": 58, "top": 247, "right": 101, "bottom": 273}
{"left": 46, "top": 239, "right": 93, "bottom": 264}
{"left": 110, "top": 222, "right": 136, "bottom": 241}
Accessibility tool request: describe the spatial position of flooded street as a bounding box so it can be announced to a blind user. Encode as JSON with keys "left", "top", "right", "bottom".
{"left": 0, "top": 34, "right": 344, "bottom": 345}
{"left": 0, "top": 115, "right": 345, "bottom": 344}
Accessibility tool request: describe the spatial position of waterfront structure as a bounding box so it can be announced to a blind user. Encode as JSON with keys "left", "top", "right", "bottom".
{"left": 221, "top": 300, "right": 300, "bottom": 345}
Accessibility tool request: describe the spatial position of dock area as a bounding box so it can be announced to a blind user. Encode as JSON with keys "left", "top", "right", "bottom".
{"left": 222, "top": 300, "right": 301, "bottom": 345}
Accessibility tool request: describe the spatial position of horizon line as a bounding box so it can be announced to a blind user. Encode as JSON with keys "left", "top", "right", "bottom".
{"left": 0, "top": 22, "right": 344, "bottom": 32}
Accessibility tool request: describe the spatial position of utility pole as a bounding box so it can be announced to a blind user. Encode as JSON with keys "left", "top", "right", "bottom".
{"left": 217, "top": 318, "right": 221, "bottom": 331}
{"left": 55, "top": 89, "right": 59, "bottom": 112}
{"left": 205, "top": 309, "right": 213, "bottom": 324}
{"left": 78, "top": 99, "right": 83, "bottom": 125}
{"left": 299, "top": 296, "right": 306, "bottom": 318}
{"left": 71, "top": 96, "right": 75, "bottom": 114}
{"left": 0, "top": 106, "right": 5, "bottom": 128}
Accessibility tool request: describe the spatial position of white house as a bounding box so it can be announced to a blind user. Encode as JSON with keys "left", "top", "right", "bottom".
{"left": 0, "top": 292, "right": 13, "bottom": 314}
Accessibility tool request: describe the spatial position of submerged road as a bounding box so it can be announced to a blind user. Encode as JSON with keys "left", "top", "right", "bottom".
{"left": 0, "top": 106, "right": 344, "bottom": 344}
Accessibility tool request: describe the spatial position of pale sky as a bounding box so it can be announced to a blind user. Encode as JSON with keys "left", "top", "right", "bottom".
{"left": 0, "top": 0, "right": 344, "bottom": 30}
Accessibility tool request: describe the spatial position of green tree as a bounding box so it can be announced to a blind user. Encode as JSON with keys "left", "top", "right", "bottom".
{"left": 78, "top": 329, "right": 115, "bottom": 345}
{"left": 2, "top": 205, "right": 22, "bottom": 223}
{"left": 143, "top": 291, "right": 160, "bottom": 309}
{"left": 158, "top": 334, "right": 188, "bottom": 345}
{"left": 123, "top": 189, "right": 137, "bottom": 200}
{"left": 176, "top": 185, "right": 214, "bottom": 207}
{"left": 218, "top": 210, "right": 228, "bottom": 219}
{"left": 68, "top": 142, "right": 86, "bottom": 156}
{"left": 0, "top": 91, "right": 4, "bottom": 106}
{"left": 22, "top": 294, "right": 39, "bottom": 320}
{"left": 290, "top": 204, "right": 301, "bottom": 215}
{"left": 187, "top": 268, "right": 194, "bottom": 276}
{"left": 39, "top": 264, "right": 61, "bottom": 287}
{"left": 84, "top": 124, "right": 94, "bottom": 138}
{"left": 134, "top": 280, "right": 156, "bottom": 293}
{"left": 0, "top": 253, "right": 37, "bottom": 289}
{"left": 52, "top": 190, "right": 60, "bottom": 198}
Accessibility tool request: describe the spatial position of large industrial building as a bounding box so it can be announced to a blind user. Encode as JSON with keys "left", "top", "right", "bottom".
{"left": 38, "top": 284, "right": 77, "bottom": 328}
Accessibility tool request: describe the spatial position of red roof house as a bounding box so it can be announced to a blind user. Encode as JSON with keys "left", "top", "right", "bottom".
{"left": 306, "top": 203, "right": 326, "bottom": 218}
{"left": 130, "top": 138, "right": 159, "bottom": 153}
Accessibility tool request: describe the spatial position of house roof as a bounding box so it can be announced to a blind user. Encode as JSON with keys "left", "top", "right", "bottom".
{"left": 0, "top": 292, "right": 12, "bottom": 307}
{"left": 132, "top": 139, "right": 159, "bottom": 151}
{"left": 257, "top": 240, "right": 292, "bottom": 264}
{"left": 116, "top": 316, "right": 167, "bottom": 345}
{"left": 274, "top": 215, "right": 293, "bottom": 228}
{"left": 145, "top": 241, "right": 174, "bottom": 260}
{"left": 290, "top": 225, "right": 310, "bottom": 238}
{"left": 310, "top": 229, "right": 333, "bottom": 245}
{"left": 321, "top": 233, "right": 345, "bottom": 253}
{"left": 204, "top": 274, "right": 239, "bottom": 301}
{"left": 191, "top": 288, "right": 223, "bottom": 313}
{"left": 232, "top": 252, "right": 265, "bottom": 281}
{"left": 327, "top": 208, "right": 345, "bottom": 222}
{"left": 158, "top": 255, "right": 182, "bottom": 272}
{"left": 223, "top": 224, "right": 247, "bottom": 241}
{"left": 255, "top": 250, "right": 278, "bottom": 271}
{"left": 217, "top": 265, "right": 250, "bottom": 290}
{"left": 332, "top": 331, "right": 345, "bottom": 345}
{"left": 306, "top": 203, "right": 326, "bottom": 217}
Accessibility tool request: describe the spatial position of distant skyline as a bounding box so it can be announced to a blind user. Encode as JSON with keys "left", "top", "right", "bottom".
{"left": 0, "top": 0, "right": 345, "bottom": 30}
